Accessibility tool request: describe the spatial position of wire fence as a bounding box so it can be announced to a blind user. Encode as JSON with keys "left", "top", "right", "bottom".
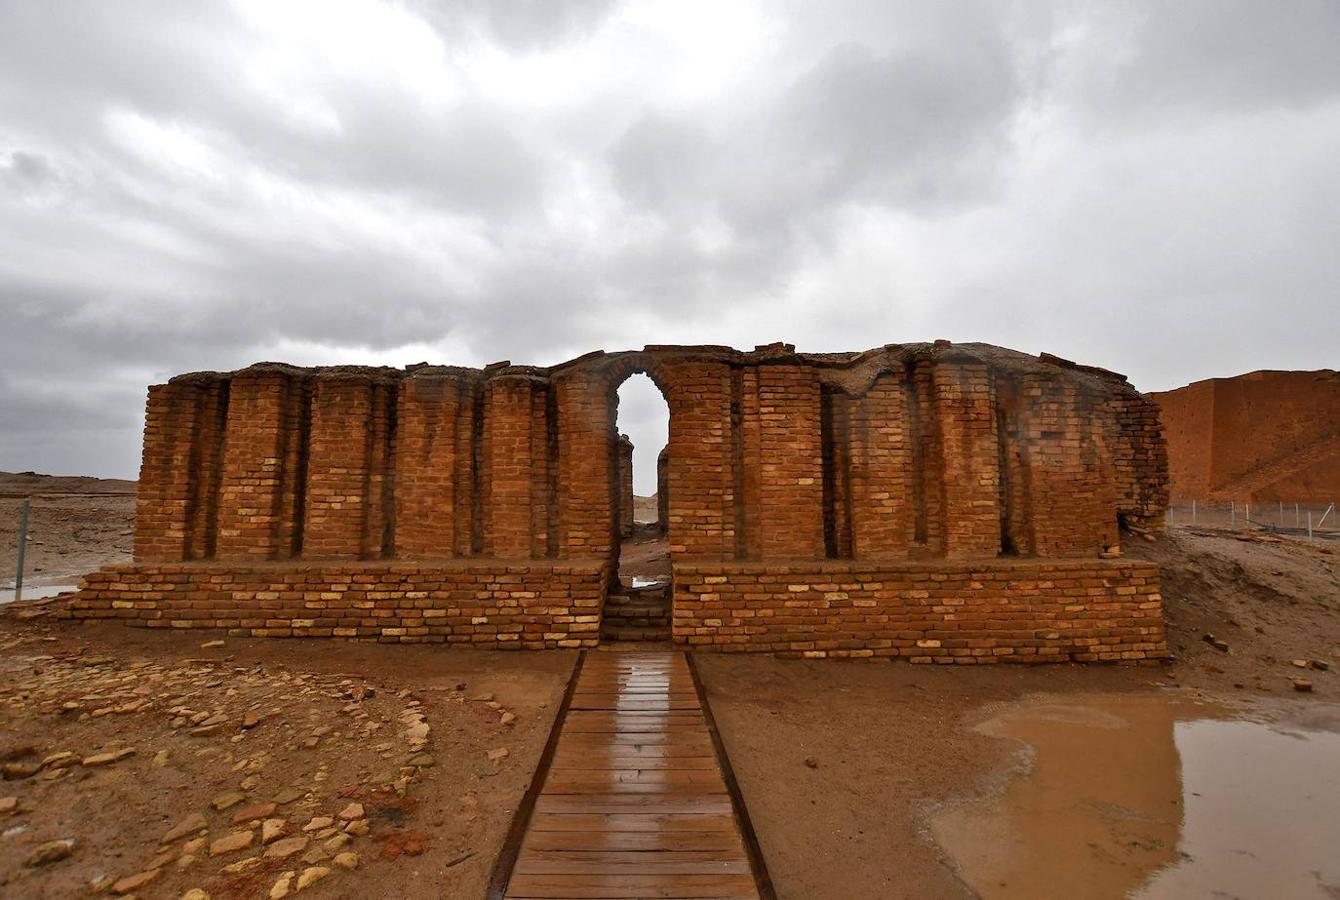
{"left": 1165, "top": 499, "right": 1339, "bottom": 542}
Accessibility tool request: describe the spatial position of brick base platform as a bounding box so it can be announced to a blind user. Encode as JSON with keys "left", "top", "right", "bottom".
{"left": 64, "top": 558, "right": 1166, "bottom": 663}
{"left": 672, "top": 559, "right": 1168, "bottom": 663}
{"left": 63, "top": 560, "right": 608, "bottom": 649}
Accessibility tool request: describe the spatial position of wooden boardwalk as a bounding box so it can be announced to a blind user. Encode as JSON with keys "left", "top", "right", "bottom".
{"left": 502, "top": 649, "right": 763, "bottom": 899}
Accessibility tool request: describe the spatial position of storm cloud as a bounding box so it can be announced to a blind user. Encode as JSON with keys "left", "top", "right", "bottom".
{"left": 1, "top": 0, "right": 1338, "bottom": 487}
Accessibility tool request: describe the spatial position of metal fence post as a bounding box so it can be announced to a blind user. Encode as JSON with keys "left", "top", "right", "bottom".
{"left": 1279, "top": 501, "right": 1284, "bottom": 526}
{"left": 1296, "top": 503, "right": 1300, "bottom": 527}
{"left": 1231, "top": 501, "right": 1235, "bottom": 529}
{"left": 15, "top": 497, "right": 29, "bottom": 603}
{"left": 1192, "top": 500, "right": 1197, "bottom": 525}
{"left": 1308, "top": 511, "right": 1313, "bottom": 542}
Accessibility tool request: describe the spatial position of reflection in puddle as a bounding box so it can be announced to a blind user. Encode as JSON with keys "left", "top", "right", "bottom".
{"left": 932, "top": 694, "right": 1340, "bottom": 899}
{"left": 1138, "top": 717, "right": 1340, "bottom": 898}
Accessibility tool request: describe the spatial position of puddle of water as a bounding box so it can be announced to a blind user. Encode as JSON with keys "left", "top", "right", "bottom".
{"left": 1136, "top": 717, "right": 1340, "bottom": 899}
{"left": 0, "top": 583, "right": 80, "bottom": 604}
{"left": 932, "top": 693, "right": 1340, "bottom": 900}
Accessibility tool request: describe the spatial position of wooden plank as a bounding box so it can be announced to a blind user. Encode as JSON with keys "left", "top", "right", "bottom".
{"left": 505, "top": 873, "right": 759, "bottom": 898}
{"left": 521, "top": 831, "right": 748, "bottom": 852}
{"left": 515, "top": 857, "right": 750, "bottom": 876}
{"left": 526, "top": 814, "right": 739, "bottom": 833}
{"left": 550, "top": 756, "right": 719, "bottom": 771}
{"left": 546, "top": 769, "right": 726, "bottom": 786}
{"left": 556, "top": 733, "right": 715, "bottom": 747}
{"left": 533, "top": 794, "right": 735, "bottom": 815}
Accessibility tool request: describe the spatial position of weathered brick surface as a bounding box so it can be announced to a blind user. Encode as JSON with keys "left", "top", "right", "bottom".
{"left": 134, "top": 380, "right": 229, "bottom": 562}
{"left": 673, "top": 558, "right": 1168, "bottom": 662}
{"left": 656, "top": 446, "right": 669, "bottom": 530}
{"left": 482, "top": 374, "right": 548, "bottom": 557}
{"left": 932, "top": 359, "right": 1002, "bottom": 558}
{"left": 1152, "top": 369, "right": 1340, "bottom": 503}
{"left": 86, "top": 342, "right": 1171, "bottom": 661}
{"left": 302, "top": 374, "right": 396, "bottom": 559}
{"left": 846, "top": 372, "right": 911, "bottom": 558}
{"left": 617, "top": 434, "right": 634, "bottom": 537}
{"left": 65, "top": 561, "right": 606, "bottom": 648}
{"left": 394, "top": 369, "right": 478, "bottom": 557}
{"left": 215, "top": 371, "right": 308, "bottom": 561}
{"left": 756, "top": 364, "right": 826, "bottom": 557}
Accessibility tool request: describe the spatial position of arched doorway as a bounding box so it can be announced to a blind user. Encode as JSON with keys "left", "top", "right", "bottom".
{"left": 606, "top": 371, "right": 671, "bottom": 642}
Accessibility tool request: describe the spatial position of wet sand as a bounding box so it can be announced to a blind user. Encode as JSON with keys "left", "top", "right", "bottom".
{"left": 933, "top": 693, "right": 1340, "bottom": 899}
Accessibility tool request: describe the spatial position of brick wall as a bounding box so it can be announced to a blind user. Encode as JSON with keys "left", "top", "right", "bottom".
{"left": 847, "top": 372, "right": 912, "bottom": 558}
{"left": 617, "top": 434, "right": 634, "bottom": 537}
{"left": 82, "top": 342, "right": 1171, "bottom": 660}
{"left": 673, "top": 558, "right": 1167, "bottom": 662}
{"left": 302, "top": 374, "right": 396, "bottom": 559}
{"left": 394, "top": 369, "right": 478, "bottom": 557}
{"left": 215, "top": 371, "right": 308, "bottom": 560}
{"left": 481, "top": 374, "right": 548, "bottom": 557}
{"left": 1151, "top": 370, "right": 1340, "bottom": 503}
{"left": 756, "top": 364, "right": 826, "bottom": 557}
{"left": 66, "top": 561, "right": 606, "bottom": 648}
{"left": 656, "top": 446, "right": 669, "bottom": 530}
{"left": 125, "top": 346, "right": 1164, "bottom": 570}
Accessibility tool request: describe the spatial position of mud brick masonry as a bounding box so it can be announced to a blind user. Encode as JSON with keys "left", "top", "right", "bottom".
{"left": 1152, "top": 369, "right": 1340, "bottom": 504}
{"left": 68, "top": 342, "right": 1171, "bottom": 662}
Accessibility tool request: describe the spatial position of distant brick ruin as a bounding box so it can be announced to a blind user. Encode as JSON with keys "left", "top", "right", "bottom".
{"left": 69, "top": 341, "right": 1170, "bottom": 663}
{"left": 1152, "top": 369, "right": 1340, "bottom": 503}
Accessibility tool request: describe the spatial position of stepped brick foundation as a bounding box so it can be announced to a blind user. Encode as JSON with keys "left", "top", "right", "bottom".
{"left": 673, "top": 559, "right": 1164, "bottom": 662}
{"left": 68, "top": 341, "right": 1171, "bottom": 662}
{"left": 70, "top": 560, "right": 606, "bottom": 648}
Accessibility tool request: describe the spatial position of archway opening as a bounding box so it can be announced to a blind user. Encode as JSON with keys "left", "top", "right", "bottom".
{"left": 604, "top": 372, "right": 671, "bottom": 642}
{"left": 614, "top": 372, "right": 669, "bottom": 586}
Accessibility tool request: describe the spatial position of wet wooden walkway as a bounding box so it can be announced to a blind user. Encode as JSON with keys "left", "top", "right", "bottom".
{"left": 502, "top": 650, "right": 763, "bottom": 899}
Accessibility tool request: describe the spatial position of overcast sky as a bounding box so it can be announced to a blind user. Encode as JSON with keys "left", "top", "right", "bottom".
{"left": 2, "top": 0, "right": 1338, "bottom": 489}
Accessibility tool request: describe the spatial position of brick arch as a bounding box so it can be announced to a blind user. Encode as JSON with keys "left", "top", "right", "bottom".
{"left": 553, "top": 350, "right": 741, "bottom": 563}
{"left": 574, "top": 353, "right": 683, "bottom": 566}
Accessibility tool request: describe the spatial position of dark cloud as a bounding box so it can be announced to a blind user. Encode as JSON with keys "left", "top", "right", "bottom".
{"left": 0, "top": 1, "right": 1337, "bottom": 479}
{"left": 1079, "top": 0, "right": 1340, "bottom": 118}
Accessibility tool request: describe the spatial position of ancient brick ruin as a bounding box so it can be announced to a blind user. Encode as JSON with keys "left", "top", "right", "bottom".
{"left": 69, "top": 341, "right": 1170, "bottom": 663}
{"left": 1152, "top": 369, "right": 1340, "bottom": 503}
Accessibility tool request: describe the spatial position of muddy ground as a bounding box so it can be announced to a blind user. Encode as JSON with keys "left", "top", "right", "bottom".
{"left": 697, "top": 529, "right": 1340, "bottom": 898}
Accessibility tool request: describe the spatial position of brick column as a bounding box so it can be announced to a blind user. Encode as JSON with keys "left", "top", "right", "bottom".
{"left": 933, "top": 359, "right": 1002, "bottom": 559}
{"left": 395, "top": 369, "right": 477, "bottom": 559}
{"left": 481, "top": 373, "right": 546, "bottom": 558}
{"left": 134, "top": 381, "right": 215, "bottom": 562}
{"left": 215, "top": 371, "right": 306, "bottom": 560}
{"left": 555, "top": 372, "right": 614, "bottom": 559}
{"left": 617, "top": 434, "right": 634, "bottom": 537}
{"left": 1013, "top": 372, "right": 1119, "bottom": 557}
{"left": 302, "top": 374, "right": 395, "bottom": 559}
{"left": 661, "top": 361, "right": 735, "bottom": 559}
{"left": 656, "top": 446, "right": 669, "bottom": 532}
{"left": 756, "top": 364, "right": 825, "bottom": 558}
{"left": 849, "top": 372, "right": 913, "bottom": 559}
